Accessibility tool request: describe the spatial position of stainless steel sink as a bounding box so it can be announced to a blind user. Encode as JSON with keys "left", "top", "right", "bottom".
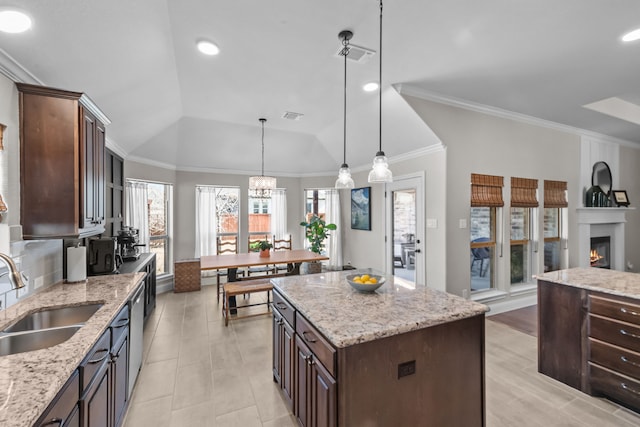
{"left": 0, "top": 326, "right": 82, "bottom": 356}
{"left": 2, "top": 303, "right": 103, "bottom": 333}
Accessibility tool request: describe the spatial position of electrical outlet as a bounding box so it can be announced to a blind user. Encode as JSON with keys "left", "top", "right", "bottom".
{"left": 426, "top": 218, "right": 438, "bottom": 228}
{"left": 34, "top": 276, "right": 43, "bottom": 289}
{"left": 398, "top": 360, "right": 416, "bottom": 379}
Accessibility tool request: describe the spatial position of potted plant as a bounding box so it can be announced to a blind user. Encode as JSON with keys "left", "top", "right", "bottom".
{"left": 257, "top": 240, "right": 272, "bottom": 257}
{"left": 300, "top": 215, "right": 337, "bottom": 273}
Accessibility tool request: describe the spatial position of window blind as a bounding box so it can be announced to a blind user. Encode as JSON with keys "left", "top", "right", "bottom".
{"left": 511, "top": 177, "right": 539, "bottom": 208}
{"left": 471, "top": 173, "right": 504, "bottom": 207}
{"left": 544, "top": 180, "right": 568, "bottom": 208}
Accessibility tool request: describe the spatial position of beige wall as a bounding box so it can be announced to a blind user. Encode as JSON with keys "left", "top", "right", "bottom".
{"left": 404, "top": 95, "right": 582, "bottom": 299}
{"left": 619, "top": 145, "right": 640, "bottom": 272}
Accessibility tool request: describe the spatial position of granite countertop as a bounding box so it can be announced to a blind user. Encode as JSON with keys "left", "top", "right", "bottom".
{"left": 272, "top": 269, "right": 488, "bottom": 348}
{"left": 0, "top": 273, "right": 146, "bottom": 427}
{"left": 536, "top": 267, "right": 640, "bottom": 299}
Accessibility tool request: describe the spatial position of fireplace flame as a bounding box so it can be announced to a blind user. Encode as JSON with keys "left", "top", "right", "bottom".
{"left": 590, "top": 249, "right": 604, "bottom": 266}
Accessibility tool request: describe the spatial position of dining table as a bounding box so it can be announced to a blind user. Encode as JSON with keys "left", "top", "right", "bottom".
{"left": 201, "top": 249, "right": 329, "bottom": 312}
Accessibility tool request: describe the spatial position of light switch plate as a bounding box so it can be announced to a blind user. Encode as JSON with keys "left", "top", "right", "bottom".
{"left": 426, "top": 218, "right": 437, "bottom": 228}
{"left": 459, "top": 219, "right": 467, "bottom": 229}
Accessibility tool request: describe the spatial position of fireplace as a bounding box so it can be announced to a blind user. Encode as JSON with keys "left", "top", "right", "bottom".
{"left": 590, "top": 236, "right": 611, "bottom": 269}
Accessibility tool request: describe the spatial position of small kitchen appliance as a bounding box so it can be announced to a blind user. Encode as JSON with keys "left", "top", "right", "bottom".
{"left": 88, "top": 238, "right": 120, "bottom": 275}
{"left": 117, "top": 226, "right": 145, "bottom": 262}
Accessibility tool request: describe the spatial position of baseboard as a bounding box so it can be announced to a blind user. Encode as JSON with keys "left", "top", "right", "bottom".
{"left": 485, "top": 293, "right": 537, "bottom": 316}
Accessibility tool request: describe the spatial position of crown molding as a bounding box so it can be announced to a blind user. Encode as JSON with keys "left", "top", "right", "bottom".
{"left": 0, "top": 48, "right": 42, "bottom": 84}
{"left": 396, "top": 83, "right": 640, "bottom": 149}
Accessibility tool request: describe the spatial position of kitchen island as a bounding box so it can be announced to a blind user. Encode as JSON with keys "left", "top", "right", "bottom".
{"left": 271, "top": 269, "right": 488, "bottom": 427}
{"left": 0, "top": 272, "right": 145, "bottom": 427}
{"left": 538, "top": 268, "right": 640, "bottom": 413}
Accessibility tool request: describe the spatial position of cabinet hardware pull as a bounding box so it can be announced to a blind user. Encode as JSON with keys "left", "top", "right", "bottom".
{"left": 621, "top": 356, "right": 640, "bottom": 368}
{"left": 621, "top": 383, "right": 640, "bottom": 395}
{"left": 275, "top": 302, "right": 287, "bottom": 310}
{"left": 307, "top": 357, "right": 315, "bottom": 366}
{"left": 40, "top": 418, "right": 63, "bottom": 426}
{"left": 621, "top": 307, "right": 640, "bottom": 317}
{"left": 112, "top": 319, "right": 130, "bottom": 329}
{"left": 620, "top": 329, "right": 640, "bottom": 339}
{"left": 302, "top": 331, "right": 317, "bottom": 343}
{"left": 88, "top": 349, "right": 110, "bottom": 364}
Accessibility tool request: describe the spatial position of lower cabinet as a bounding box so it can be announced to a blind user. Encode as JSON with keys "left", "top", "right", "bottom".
{"left": 117, "top": 253, "right": 156, "bottom": 323}
{"left": 272, "top": 307, "right": 295, "bottom": 409}
{"left": 110, "top": 306, "right": 130, "bottom": 427}
{"left": 35, "top": 370, "right": 80, "bottom": 427}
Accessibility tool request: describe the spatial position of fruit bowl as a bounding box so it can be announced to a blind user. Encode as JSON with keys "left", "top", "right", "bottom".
{"left": 346, "top": 273, "right": 385, "bottom": 293}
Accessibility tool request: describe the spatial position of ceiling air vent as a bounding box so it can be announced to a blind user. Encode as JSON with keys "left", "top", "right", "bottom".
{"left": 336, "top": 43, "right": 376, "bottom": 63}
{"left": 282, "top": 111, "right": 304, "bottom": 121}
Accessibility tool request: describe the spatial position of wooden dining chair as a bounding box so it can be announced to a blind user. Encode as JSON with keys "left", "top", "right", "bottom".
{"left": 247, "top": 234, "right": 274, "bottom": 276}
{"left": 272, "top": 234, "right": 292, "bottom": 273}
{"left": 215, "top": 236, "right": 244, "bottom": 302}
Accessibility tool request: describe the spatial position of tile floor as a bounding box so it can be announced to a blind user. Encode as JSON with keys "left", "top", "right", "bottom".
{"left": 124, "top": 285, "right": 640, "bottom": 426}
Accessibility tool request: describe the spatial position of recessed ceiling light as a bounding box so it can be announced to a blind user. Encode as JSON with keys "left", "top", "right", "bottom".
{"left": 0, "top": 10, "right": 32, "bottom": 34}
{"left": 363, "top": 82, "right": 379, "bottom": 92}
{"left": 622, "top": 28, "right": 640, "bottom": 42}
{"left": 196, "top": 40, "right": 220, "bottom": 55}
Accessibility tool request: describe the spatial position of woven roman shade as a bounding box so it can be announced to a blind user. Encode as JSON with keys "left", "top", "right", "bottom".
{"left": 544, "top": 180, "right": 568, "bottom": 208}
{"left": 511, "top": 177, "right": 539, "bottom": 208}
{"left": 471, "top": 173, "right": 504, "bottom": 207}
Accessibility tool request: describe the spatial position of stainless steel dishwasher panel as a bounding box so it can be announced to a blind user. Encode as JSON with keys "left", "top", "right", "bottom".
{"left": 128, "top": 283, "right": 145, "bottom": 398}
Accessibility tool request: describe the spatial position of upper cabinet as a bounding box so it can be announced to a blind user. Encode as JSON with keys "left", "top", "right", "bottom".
{"left": 17, "top": 83, "right": 110, "bottom": 239}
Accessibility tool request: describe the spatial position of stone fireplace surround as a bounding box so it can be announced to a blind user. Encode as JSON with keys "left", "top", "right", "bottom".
{"left": 576, "top": 207, "right": 633, "bottom": 271}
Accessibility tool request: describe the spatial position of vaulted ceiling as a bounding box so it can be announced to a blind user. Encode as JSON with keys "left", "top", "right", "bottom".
{"left": 1, "top": 0, "right": 639, "bottom": 175}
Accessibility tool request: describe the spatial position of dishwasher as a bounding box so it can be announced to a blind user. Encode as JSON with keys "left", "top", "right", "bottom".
{"left": 128, "top": 283, "right": 145, "bottom": 398}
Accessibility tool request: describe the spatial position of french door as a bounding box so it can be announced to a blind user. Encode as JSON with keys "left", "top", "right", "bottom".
{"left": 385, "top": 175, "right": 425, "bottom": 287}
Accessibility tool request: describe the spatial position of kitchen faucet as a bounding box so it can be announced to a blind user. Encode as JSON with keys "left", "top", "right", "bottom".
{"left": 0, "top": 252, "right": 26, "bottom": 290}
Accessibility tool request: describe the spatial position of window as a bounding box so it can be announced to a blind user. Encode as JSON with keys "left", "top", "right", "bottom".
{"left": 470, "top": 174, "right": 504, "bottom": 292}
{"left": 126, "top": 180, "right": 173, "bottom": 276}
{"left": 543, "top": 180, "right": 568, "bottom": 273}
{"left": 213, "top": 187, "right": 240, "bottom": 242}
{"left": 304, "top": 189, "right": 327, "bottom": 222}
{"left": 248, "top": 196, "right": 271, "bottom": 238}
{"left": 510, "top": 177, "right": 538, "bottom": 284}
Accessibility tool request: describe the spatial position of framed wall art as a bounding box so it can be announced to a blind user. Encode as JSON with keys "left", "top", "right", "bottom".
{"left": 612, "top": 190, "right": 630, "bottom": 207}
{"left": 351, "top": 187, "right": 371, "bottom": 230}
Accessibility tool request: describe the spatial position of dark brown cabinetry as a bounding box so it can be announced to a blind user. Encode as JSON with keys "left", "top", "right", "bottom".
{"left": 105, "top": 150, "right": 124, "bottom": 237}
{"left": 272, "top": 289, "right": 485, "bottom": 427}
{"left": 538, "top": 279, "right": 640, "bottom": 413}
{"left": 272, "top": 292, "right": 295, "bottom": 410}
{"left": 110, "top": 305, "right": 130, "bottom": 427}
{"left": 35, "top": 370, "right": 80, "bottom": 427}
{"left": 17, "top": 83, "right": 110, "bottom": 239}
{"left": 118, "top": 253, "right": 156, "bottom": 323}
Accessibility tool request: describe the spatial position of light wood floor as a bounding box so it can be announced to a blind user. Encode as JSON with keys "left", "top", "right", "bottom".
{"left": 123, "top": 286, "right": 640, "bottom": 426}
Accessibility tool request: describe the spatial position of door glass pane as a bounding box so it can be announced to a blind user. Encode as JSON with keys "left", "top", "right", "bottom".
{"left": 510, "top": 207, "right": 529, "bottom": 284}
{"left": 149, "top": 238, "right": 166, "bottom": 275}
{"left": 544, "top": 241, "right": 561, "bottom": 272}
{"left": 392, "top": 189, "right": 416, "bottom": 282}
{"left": 470, "top": 207, "right": 495, "bottom": 291}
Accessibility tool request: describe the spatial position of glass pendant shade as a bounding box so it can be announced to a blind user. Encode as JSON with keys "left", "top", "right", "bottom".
{"left": 367, "top": 151, "right": 392, "bottom": 183}
{"left": 335, "top": 164, "right": 355, "bottom": 189}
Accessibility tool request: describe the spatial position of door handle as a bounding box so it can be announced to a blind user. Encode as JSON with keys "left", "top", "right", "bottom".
{"left": 414, "top": 249, "right": 421, "bottom": 253}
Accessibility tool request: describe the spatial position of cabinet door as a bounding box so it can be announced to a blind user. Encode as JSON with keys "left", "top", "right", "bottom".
{"left": 111, "top": 335, "right": 129, "bottom": 427}
{"left": 82, "top": 110, "right": 96, "bottom": 228}
{"left": 82, "top": 360, "right": 110, "bottom": 427}
{"left": 144, "top": 257, "right": 157, "bottom": 321}
{"left": 295, "top": 335, "right": 312, "bottom": 427}
{"left": 310, "top": 358, "right": 337, "bottom": 427}
{"left": 36, "top": 370, "right": 80, "bottom": 427}
{"left": 272, "top": 310, "right": 283, "bottom": 385}
{"left": 282, "top": 319, "right": 295, "bottom": 409}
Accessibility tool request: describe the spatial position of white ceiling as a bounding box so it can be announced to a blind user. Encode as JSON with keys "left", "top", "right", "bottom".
{"left": 1, "top": 0, "right": 639, "bottom": 175}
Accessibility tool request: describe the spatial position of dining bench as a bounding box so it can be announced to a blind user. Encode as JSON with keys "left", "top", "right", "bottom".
{"left": 222, "top": 278, "right": 273, "bottom": 326}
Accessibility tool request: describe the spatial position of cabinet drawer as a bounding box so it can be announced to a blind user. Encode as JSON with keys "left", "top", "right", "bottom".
{"left": 590, "top": 338, "right": 640, "bottom": 380}
{"left": 80, "top": 329, "right": 111, "bottom": 391}
{"left": 590, "top": 314, "right": 640, "bottom": 353}
{"left": 36, "top": 370, "right": 79, "bottom": 427}
{"left": 111, "top": 304, "right": 130, "bottom": 348}
{"left": 296, "top": 313, "right": 336, "bottom": 377}
{"left": 590, "top": 363, "right": 640, "bottom": 411}
{"left": 590, "top": 295, "right": 640, "bottom": 325}
{"left": 273, "top": 291, "right": 295, "bottom": 327}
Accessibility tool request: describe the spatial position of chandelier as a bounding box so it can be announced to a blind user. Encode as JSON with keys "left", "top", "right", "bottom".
{"left": 248, "top": 118, "right": 277, "bottom": 198}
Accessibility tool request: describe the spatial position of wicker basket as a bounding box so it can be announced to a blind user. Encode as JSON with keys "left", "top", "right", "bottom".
{"left": 174, "top": 259, "right": 201, "bottom": 293}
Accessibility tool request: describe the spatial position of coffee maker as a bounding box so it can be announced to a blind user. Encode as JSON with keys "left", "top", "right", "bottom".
{"left": 117, "top": 226, "right": 145, "bottom": 261}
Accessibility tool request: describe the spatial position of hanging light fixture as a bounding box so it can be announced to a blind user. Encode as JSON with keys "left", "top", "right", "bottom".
{"left": 248, "top": 118, "right": 277, "bottom": 198}
{"left": 335, "top": 30, "right": 355, "bottom": 189}
{"left": 368, "top": 0, "right": 393, "bottom": 183}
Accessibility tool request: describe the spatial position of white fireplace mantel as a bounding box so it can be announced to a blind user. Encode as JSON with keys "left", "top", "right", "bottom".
{"left": 576, "top": 207, "right": 635, "bottom": 270}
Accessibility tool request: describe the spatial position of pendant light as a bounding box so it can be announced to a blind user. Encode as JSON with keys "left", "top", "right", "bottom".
{"left": 248, "top": 118, "right": 277, "bottom": 198}
{"left": 368, "top": 0, "right": 393, "bottom": 183}
{"left": 335, "top": 30, "right": 355, "bottom": 189}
